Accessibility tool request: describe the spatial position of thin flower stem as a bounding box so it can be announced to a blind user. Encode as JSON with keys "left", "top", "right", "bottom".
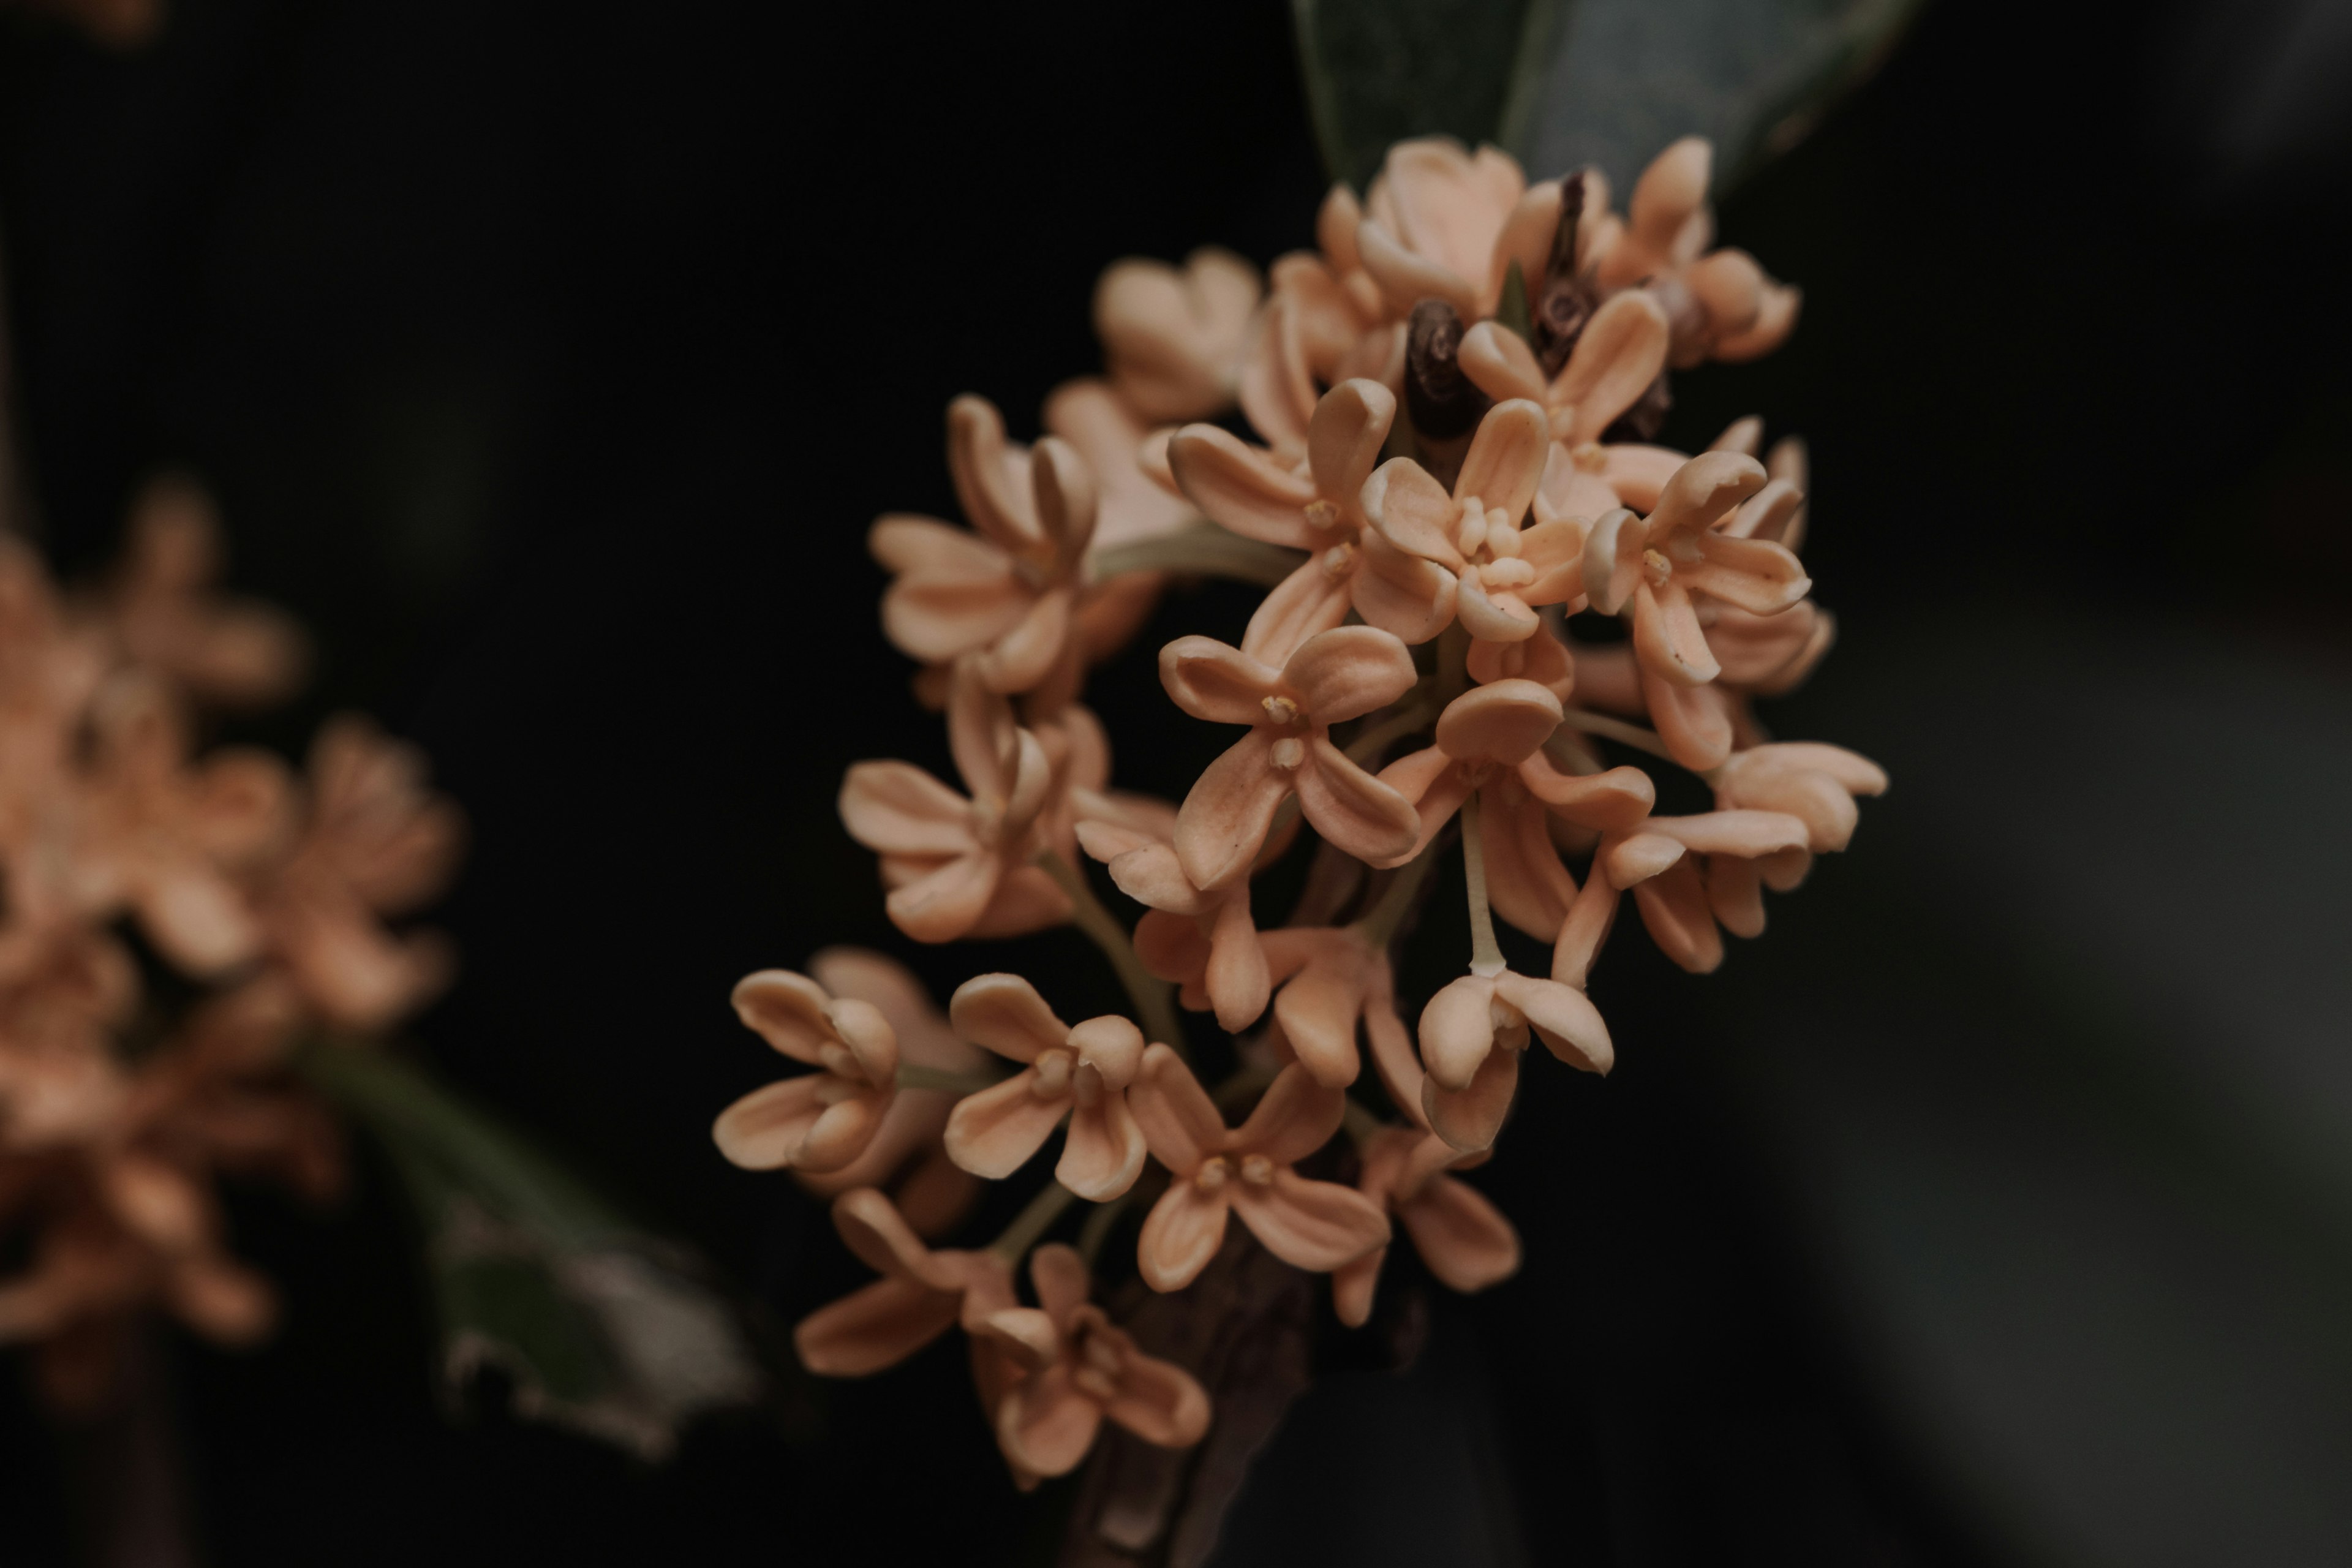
{"left": 1076, "top": 1192, "right": 1129, "bottom": 1268}
{"left": 1344, "top": 694, "right": 1437, "bottom": 766}
{"left": 894, "top": 1064, "right": 1001, "bottom": 1095}
{"left": 1554, "top": 707, "right": 1678, "bottom": 762}
{"left": 988, "top": 1179, "right": 1080, "bottom": 1262}
{"left": 1088, "top": 524, "right": 1305, "bottom": 587}
{"left": 1458, "top": 790, "right": 1506, "bottom": 976}
{"left": 1036, "top": 848, "right": 1190, "bottom": 1062}
{"left": 1350, "top": 834, "right": 1446, "bottom": 948}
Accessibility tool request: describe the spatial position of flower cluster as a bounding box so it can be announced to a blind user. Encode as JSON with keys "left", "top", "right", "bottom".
{"left": 0, "top": 479, "right": 462, "bottom": 1409}
{"left": 720, "top": 135, "right": 1881, "bottom": 1488}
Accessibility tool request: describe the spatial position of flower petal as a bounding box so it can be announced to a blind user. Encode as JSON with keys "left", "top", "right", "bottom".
{"left": 1295, "top": 738, "right": 1421, "bottom": 868}
{"left": 1549, "top": 291, "right": 1670, "bottom": 446}
{"left": 729, "top": 970, "right": 835, "bottom": 1061}
{"left": 1351, "top": 529, "right": 1459, "bottom": 644}
{"left": 1632, "top": 859, "right": 1724, "bottom": 973}
{"left": 1422, "top": 1046, "right": 1520, "bottom": 1153}
{"left": 1686, "top": 533, "right": 1810, "bottom": 616}
{"left": 1360, "top": 458, "right": 1466, "bottom": 570}
{"left": 1129, "top": 1042, "right": 1226, "bottom": 1173}
{"left": 1240, "top": 557, "right": 1354, "bottom": 668}
{"left": 1159, "top": 636, "right": 1281, "bottom": 725}
{"left": 943, "top": 1071, "right": 1068, "bottom": 1179}
{"left": 1204, "top": 891, "right": 1271, "bottom": 1034}
{"left": 1231, "top": 1062, "right": 1346, "bottom": 1165}
{"left": 1494, "top": 971, "right": 1613, "bottom": 1074}
{"left": 1102, "top": 1347, "right": 1213, "bottom": 1449}
{"left": 1306, "top": 379, "right": 1397, "bottom": 521}
{"left": 1401, "top": 1178, "right": 1521, "bottom": 1293}
{"left": 795, "top": 1275, "right": 960, "bottom": 1377}
{"left": 1174, "top": 731, "right": 1291, "bottom": 891}
{"left": 1272, "top": 943, "right": 1370, "bottom": 1088}
{"left": 949, "top": 973, "right": 1069, "bottom": 1065}
{"left": 1232, "top": 1169, "right": 1390, "bottom": 1272}
{"left": 1645, "top": 450, "right": 1766, "bottom": 545}
{"left": 1281, "top": 625, "right": 1421, "bottom": 725}
{"left": 1418, "top": 974, "right": 1501, "bottom": 1091}
{"left": 1000, "top": 1368, "right": 1106, "bottom": 1477}
{"left": 1453, "top": 399, "right": 1550, "bottom": 524}
{"left": 1137, "top": 1180, "right": 1231, "bottom": 1292}
{"left": 839, "top": 762, "right": 976, "bottom": 858}
{"left": 1632, "top": 579, "right": 1720, "bottom": 686}
{"left": 1457, "top": 320, "right": 1547, "bottom": 404}
{"left": 1434, "top": 680, "right": 1561, "bottom": 766}
{"left": 1167, "top": 424, "right": 1319, "bottom": 546}
{"left": 1059, "top": 1094, "right": 1148, "bottom": 1200}
{"left": 884, "top": 851, "right": 1003, "bottom": 943}
{"left": 1642, "top": 666, "right": 1735, "bottom": 771}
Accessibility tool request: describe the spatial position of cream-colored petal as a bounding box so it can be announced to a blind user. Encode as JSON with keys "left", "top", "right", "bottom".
{"left": 1600, "top": 445, "right": 1686, "bottom": 513}
{"left": 1129, "top": 1042, "right": 1227, "bottom": 1172}
{"left": 943, "top": 1071, "right": 1068, "bottom": 1179}
{"left": 729, "top": 970, "right": 835, "bottom": 1061}
{"left": 1294, "top": 738, "right": 1421, "bottom": 868}
{"left": 1434, "top": 679, "right": 1562, "bottom": 766}
{"left": 1166, "top": 424, "right": 1320, "bottom": 547}
{"left": 1422, "top": 1046, "right": 1519, "bottom": 1153}
{"left": 1645, "top": 450, "right": 1766, "bottom": 544}
{"left": 1456, "top": 575, "right": 1539, "bottom": 642}
{"left": 1059, "top": 1094, "right": 1148, "bottom": 1200}
{"left": 1686, "top": 533, "right": 1811, "bottom": 615}
{"left": 1458, "top": 320, "right": 1547, "bottom": 404}
{"left": 1642, "top": 666, "right": 1735, "bottom": 771}
{"left": 965, "top": 864, "right": 1072, "bottom": 940}
{"left": 1333, "top": 1250, "right": 1387, "bottom": 1327}
{"left": 1306, "top": 379, "right": 1397, "bottom": 518}
{"left": 1580, "top": 508, "right": 1648, "bottom": 616}
{"left": 1362, "top": 957, "right": 1428, "bottom": 1129}
{"left": 1550, "top": 872, "right": 1622, "bottom": 988}
{"left": 1030, "top": 435, "right": 1099, "bottom": 565}
{"left": 974, "top": 585, "right": 1074, "bottom": 695}
{"left": 1137, "top": 1181, "right": 1231, "bottom": 1292}
{"left": 1240, "top": 557, "right": 1354, "bottom": 668}
{"left": 1351, "top": 530, "right": 1459, "bottom": 644}
{"left": 999, "top": 1368, "right": 1106, "bottom": 1477}
{"left": 1549, "top": 291, "right": 1671, "bottom": 447}
{"left": 1517, "top": 757, "right": 1654, "bottom": 829}
{"left": 1173, "top": 730, "right": 1291, "bottom": 891}
{"left": 1602, "top": 831, "right": 1686, "bottom": 887}
{"left": 795, "top": 1275, "right": 961, "bottom": 1378}
{"left": 1479, "top": 785, "right": 1577, "bottom": 941}
{"left": 1234, "top": 1170, "right": 1391, "bottom": 1272}
{"left": 1632, "top": 859, "right": 1724, "bottom": 973}
{"left": 837, "top": 761, "right": 976, "bottom": 858}
{"left": 1418, "top": 974, "right": 1501, "bottom": 1091}
{"left": 1360, "top": 458, "right": 1467, "bottom": 570}
{"left": 1484, "top": 177, "right": 1562, "bottom": 313}
{"left": 1232, "top": 1062, "right": 1346, "bottom": 1165}
{"left": 795, "top": 1090, "right": 894, "bottom": 1173}
{"left": 883, "top": 851, "right": 1002, "bottom": 944}
{"left": 1159, "top": 636, "right": 1283, "bottom": 725}
{"left": 1494, "top": 971, "right": 1613, "bottom": 1074}
{"left": 1204, "top": 892, "right": 1271, "bottom": 1034}
{"left": 1632, "top": 579, "right": 1721, "bottom": 686}
{"left": 1282, "top": 624, "right": 1420, "bottom": 723}
{"left": 1356, "top": 216, "right": 1480, "bottom": 317}
{"left": 948, "top": 973, "right": 1068, "bottom": 1063}
{"left": 1716, "top": 281, "right": 1801, "bottom": 363}
{"left": 1104, "top": 840, "right": 1208, "bottom": 916}
{"left": 1453, "top": 399, "right": 1550, "bottom": 522}
{"left": 948, "top": 394, "right": 1042, "bottom": 556}
{"left": 1706, "top": 854, "right": 1768, "bottom": 938}
{"left": 1272, "top": 945, "right": 1368, "bottom": 1088}
{"left": 1648, "top": 809, "right": 1811, "bottom": 858}
{"left": 1400, "top": 1178, "right": 1520, "bottom": 1293}
{"left": 824, "top": 997, "right": 900, "bottom": 1086}
{"left": 1102, "top": 1347, "right": 1213, "bottom": 1449}
{"left": 711, "top": 1075, "right": 830, "bottom": 1169}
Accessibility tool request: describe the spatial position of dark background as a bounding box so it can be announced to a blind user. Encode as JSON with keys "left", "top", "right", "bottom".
{"left": 2, "top": 0, "right": 2350, "bottom": 1562}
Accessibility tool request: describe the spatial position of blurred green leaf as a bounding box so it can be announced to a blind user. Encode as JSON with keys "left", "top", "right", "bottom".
{"left": 1292, "top": 0, "right": 1922, "bottom": 193}
{"left": 301, "top": 1045, "right": 763, "bottom": 1460}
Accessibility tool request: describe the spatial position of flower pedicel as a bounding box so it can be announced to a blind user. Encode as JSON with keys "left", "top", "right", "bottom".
{"left": 719, "top": 134, "right": 1884, "bottom": 1498}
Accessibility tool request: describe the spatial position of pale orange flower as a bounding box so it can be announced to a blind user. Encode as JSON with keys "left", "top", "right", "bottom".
{"left": 1093, "top": 249, "right": 1262, "bottom": 424}
{"left": 713, "top": 969, "right": 900, "bottom": 1175}
{"left": 791, "top": 1188, "right": 1016, "bottom": 1378}
{"left": 1332, "top": 1127, "right": 1519, "bottom": 1327}
{"left": 1076, "top": 815, "right": 1270, "bottom": 1034}
{"left": 1581, "top": 451, "right": 1811, "bottom": 769}
{"left": 838, "top": 664, "right": 1071, "bottom": 943}
{"left": 1255, "top": 924, "right": 1407, "bottom": 1091}
{"left": 1170, "top": 378, "right": 1457, "bottom": 659}
{"left": 942, "top": 973, "right": 1148, "bottom": 1202}
{"left": 1713, "top": 744, "right": 1887, "bottom": 854}
{"left": 1041, "top": 377, "right": 1195, "bottom": 554}
{"left": 102, "top": 476, "right": 307, "bottom": 708}
{"left": 1160, "top": 626, "right": 1420, "bottom": 890}
{"left": 1595, "top": 810, "right": 1814, "bottom": 973}
{"left": 978, "top": 1243, "right": 1211, "bottom": 1479}
{"left": 255, "top": 716, "right": 462, "bottom": 1030}
{"left": 871, "top": 396, "right": 1098, "bottom": 699}
{"left": 786, "top": 949, "right": 987, "bottom": 1239}
{"left": 1417, "top": 967, "right": 1613, "bottom": 1152}
{"left": 1456, "top": 290, "right": 1671, "bottom": 448}
{"left": 1587, "top": 138, "right": 1802, "bottom": 366}
{"left": 1349, "top": 138, "right": 1553, "bottom": 325}
{"left": 68, "top": 676, "right": 288, "bottom": 978}
{"left": 1126, "top": 1048, "right": 1388, "bottom": 1292}
{"left": 1363, "top": 399, "right": 1589, "bottom": 649}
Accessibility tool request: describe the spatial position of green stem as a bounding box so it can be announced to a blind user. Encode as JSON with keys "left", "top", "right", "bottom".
{"left": 1555, "top": 707, "right": 1678, "bottom": 763}
{"left": 1459, "top": 790, "right": 1506, "bottom": 976}
{"left": 988, "top": 1180, "right": 1080, "bottom": 1262}
{"left": 1036, "top": 849, "right": 1189, "bottom": 1061}
{"left": 1350, "top": 834, "right": 1446, "bottom": 948}
{"left": 1089, "top": 524, "right": 1305, "bottom": 587}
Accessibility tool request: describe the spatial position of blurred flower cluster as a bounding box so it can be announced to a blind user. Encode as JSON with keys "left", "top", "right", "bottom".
{"left": 0, "top": 480, "right": 461, "bottom": 1408}
{"left": 719, "top": 135, "right": 1882, "bottom": 1490}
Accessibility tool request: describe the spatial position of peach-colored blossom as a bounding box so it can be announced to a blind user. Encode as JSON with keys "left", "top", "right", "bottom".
{"left": 255, "top": 715, "right": 462, "bottom": 1030}
{"left": 1127, "top": 1049, "right": 1387, "bottom": 1292}
{"left": 1351, "top": 139, "right": 1546, "bottom": 323}
{"left": 1586, "top": 138, "right": 1802, "bottom": 367}
{"left": 1457, "top": 291, "right": 1671, "bottom": 448}
{"left": 1417, "top": 967, "right": 1613, "bottom": 1152}
{"left": 1594, "top": 810, "right": 1814, "bottom": 973}
{"left": 1159, "top": 626, "right": 1420, "bottom": 890}
{"left": 1170, "top": 379, "right": 1456, "bottom": 659}
{"left": 978, "top": 1243, "right": 1210, "bottom": 1479}
{"left": 101, "top": 476, "right": 307, "bottom": 708}
{"left": 943, "top": 973, "right": 1148, "bottom": 1201}
{"left": 1077, "top": 815, "right": 1270, "bottom": 1035}
{"left": 1042, "top": 377, "right": 1195, "bottom": 555}
{"left": 1581, "top": 451, "right": 1810, "bottom": 769}
{"left": 1362, "top": 399, "right": 1588, "bottom": 648}
{"left": 713, "top": 968, "right": 901, "bottom": 1175}
{"left": 1332, "top": 1127, "right": 1518, "bottom": 1326}
{"left": 789, "top": 949, "right": 987, "bottom": 1239}
{"left": 1093, "top": 249, "right": 1262, "bottom": 424}
{"left": 871, "top": 396, "right": 1099, "bottom": 699}
{"left": 839, "top": 664, "right": 1072, "bottom": 943}
{"left": 1254, "top": 924, "right": 1414, "bottom": 1093}
{"left": 791, "top": 1188, "right": 1015, "bottom": 1378}
{"left": 1714, "top": 744, "right": 1887, "bottom": 854}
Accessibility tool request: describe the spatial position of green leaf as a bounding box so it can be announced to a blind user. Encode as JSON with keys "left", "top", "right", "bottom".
{"left": 1292, "top": 0, "right": 1922, "bottom": 194}
{"left": 1291, "top": 0, "right": 1565, "bottom": 190}
{"left": 301, "top": 1045, "right": 763, "bottom": 1460}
